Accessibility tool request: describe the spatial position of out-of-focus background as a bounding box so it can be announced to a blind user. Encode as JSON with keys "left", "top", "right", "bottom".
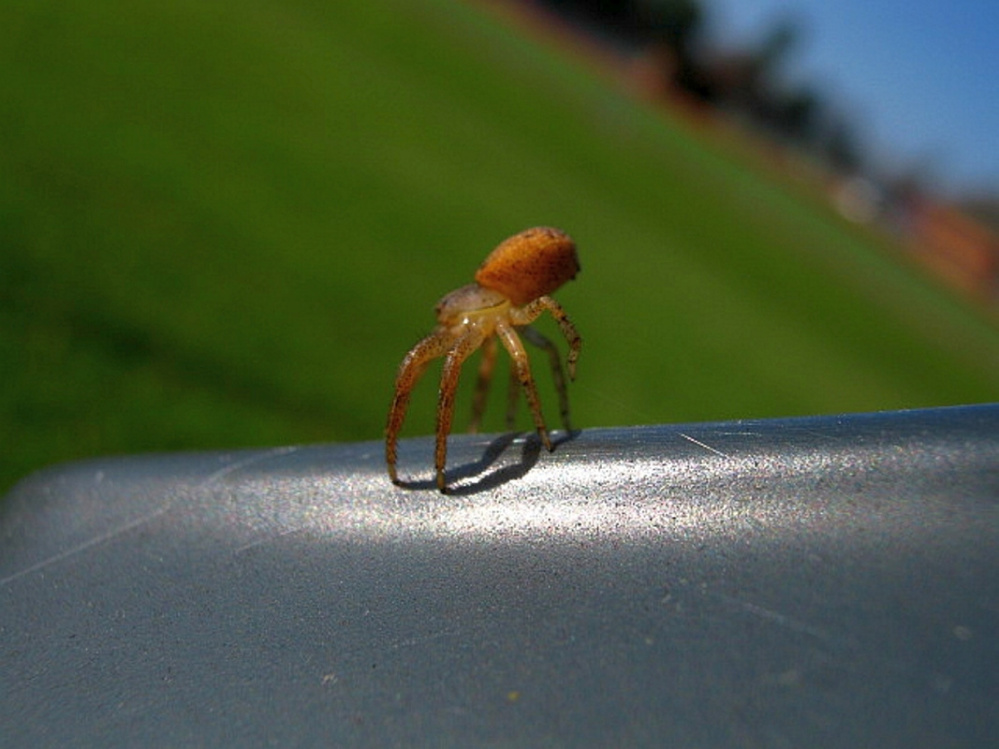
{"left": 3, "top": 0, "right": 998, "bottom": 493}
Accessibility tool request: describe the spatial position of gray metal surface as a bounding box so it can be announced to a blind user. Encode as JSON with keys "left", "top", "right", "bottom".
{"left": 2, "top": 404, "right": 998, "bottom": 746}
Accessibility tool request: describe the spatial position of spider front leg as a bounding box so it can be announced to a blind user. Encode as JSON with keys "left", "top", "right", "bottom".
{"left": 509, "top": 295, "right": 581, "bottom": 379}
{"left": 520, "top": 325, "right": 573, "bottom": 432}
{"left": 386, "top": 329, "right": 452, "bottom": 484}
{"left": 434, "top": 327, "right": 487, "bottom": 492}
{"left": 506, "top": 364, "right": 520, "bottom": 430}
{"left": 495, "top": 322, "right": 554, "bottom": 453}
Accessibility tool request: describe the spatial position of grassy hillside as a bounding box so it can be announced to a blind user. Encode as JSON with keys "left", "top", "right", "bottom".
{"left": 2, "top": 0, "right": 997, "bottom": 492}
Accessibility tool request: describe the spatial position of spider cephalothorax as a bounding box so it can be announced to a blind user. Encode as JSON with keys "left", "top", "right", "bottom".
{"left": 385, "top": 226, "right": 582, "bottom": 492}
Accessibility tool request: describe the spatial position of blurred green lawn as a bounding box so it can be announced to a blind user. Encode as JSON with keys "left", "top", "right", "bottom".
{"left": 2, "top": 0, "right": 998, "bottom": 493}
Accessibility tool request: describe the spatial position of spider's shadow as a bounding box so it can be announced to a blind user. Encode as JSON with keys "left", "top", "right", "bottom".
{"left": 395, "top": 430, "right": 578, "bottom": 495}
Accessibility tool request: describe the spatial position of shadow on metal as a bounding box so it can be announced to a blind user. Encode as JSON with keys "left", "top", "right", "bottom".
{"left": 2, "top": 404, "right": 998, "bottom": 746}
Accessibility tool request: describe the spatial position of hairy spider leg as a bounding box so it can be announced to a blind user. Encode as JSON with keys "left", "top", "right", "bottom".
{"left": 385, "top": 328, "right": 453, "bottom": 484}
{"left": 509, "top": 296, "right": 581, "bottom": 380}
{"left": 505, "top": 362, "right": 520, "bottom": 429}
{"left": 434, "top": 327, "right": 488, "bottom": 491}
{"left": 387, "top": 294, "right": 580, "bottom": 491}
{"left": 520, "top": 325, "right": 573, "bottom": 432}
{"left": 468, "top": 335, "right": 498, "bottom": 433}
{"left": 495, "top": 322, "right": 554, "bottom": 454}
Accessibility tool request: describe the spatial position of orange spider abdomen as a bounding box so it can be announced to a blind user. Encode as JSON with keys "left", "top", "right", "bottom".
{"left": 474, "top": 226, "right": 580, "bottom": 307}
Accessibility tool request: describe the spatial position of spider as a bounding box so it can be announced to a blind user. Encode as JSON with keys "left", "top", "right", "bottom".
{"left": 385, "top": 226, "right": 582, "bottom": 492}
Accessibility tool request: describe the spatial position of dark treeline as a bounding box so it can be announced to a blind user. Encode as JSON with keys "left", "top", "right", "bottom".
{"left": 538, "top": 1, "right": 999, "bottom": 299}
{"left": 538, "top": 0, "right": 863, "bottom": 175}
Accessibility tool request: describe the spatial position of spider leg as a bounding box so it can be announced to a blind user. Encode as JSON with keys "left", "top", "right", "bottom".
{"left": 505, "top": 363, "right": 520, "bottom": 430}
{"left": 468, "top": 335, "right": 497, "bottom": 433}
{"left": 510, "top": 295, "right": 581, "bottom": 379}
{"left": 520, "top": 325, "right": 572, "bottom": 432}
{"left": 385, "top": 328, "right": 451, "bottom": 484}
{"left": 495, "top": 321, "right": 553, "bottom": 453}
{"left": 435, "top": 328, "right": 487, "bottom": 492}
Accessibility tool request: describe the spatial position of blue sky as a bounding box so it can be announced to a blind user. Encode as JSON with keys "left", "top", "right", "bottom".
{"left": 708, "top": 0, "right": 998, "bottom": 195}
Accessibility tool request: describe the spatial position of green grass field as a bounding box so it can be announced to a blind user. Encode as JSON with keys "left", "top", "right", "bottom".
{"left": 2, "top": 0, "right": 998, "bottom": 493}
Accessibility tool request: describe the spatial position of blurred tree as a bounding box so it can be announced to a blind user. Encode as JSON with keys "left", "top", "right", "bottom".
{"left": 632, "top": 0, "right": 711, "bottom": 97}
{"left": 539, "top": 0, "right": 636, "bottom": 38}
{"left": 632, "top": 0, "right": 703, "bottom": 49}
{"left": 753, "top": 17, "right": 798, "bottom": 80}
{"left": 824, "top": 118, "right": 863, "bottom": 174}
{"left": 538, "top": 0, "right": 712, "bottom": 97}
{"left": 777, "top": 85, "right": 822, "bottom": 144}
{"left": 539, "top": 1, "right": 866, "bottom": 177}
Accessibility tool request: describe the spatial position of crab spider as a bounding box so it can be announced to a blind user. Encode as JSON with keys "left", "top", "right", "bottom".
{"left": 385, "top": 226, "right": 582, "bottom": 492}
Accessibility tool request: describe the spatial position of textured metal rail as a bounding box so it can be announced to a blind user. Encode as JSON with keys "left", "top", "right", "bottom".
{"left": 2, "top": 404, "right": 998, "bottom": 746}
